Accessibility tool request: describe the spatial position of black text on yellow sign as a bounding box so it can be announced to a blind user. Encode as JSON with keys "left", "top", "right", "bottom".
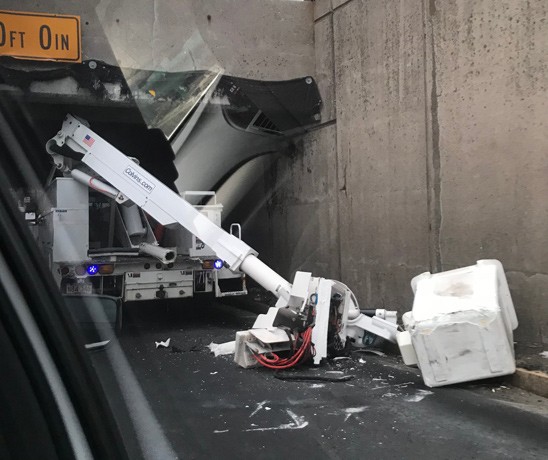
{"left": 0, "top": 10, "right": 81, "bottom": 62}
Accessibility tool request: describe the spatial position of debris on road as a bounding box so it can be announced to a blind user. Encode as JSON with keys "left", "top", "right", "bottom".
{"left": 155, "top": 338, "right": 171, "bottom": 348}
{"left": 208, "top": 341, "right": 236, "bottom": 357}
{"left": 274, "top": 370, "right": 355, "bottom": 383}
{"left": 249, "top": 400, "right": 268, "bottom": 417}
{"left": 403, "top": 389, "right": 433, "bottom": 402}
{"left": 329, "top": 406, "right": 369, "bottom": 422}
{"left": 540, "top": 351, "right": 548, "bottom": 359}
{"left": 244, "top": 409, "right": 308, "bottom": 432}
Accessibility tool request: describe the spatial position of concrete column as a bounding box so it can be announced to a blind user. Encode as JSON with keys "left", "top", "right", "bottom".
{"left": 430, "top": 0, "right": 548, "bottom": 344}
{"left": 332, "top": 0, "right": 431, "bottom": 311}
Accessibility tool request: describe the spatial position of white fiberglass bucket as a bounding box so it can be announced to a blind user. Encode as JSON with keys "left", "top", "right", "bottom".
{"left": 403, "top": 260, "right": 518, "bottom": 387}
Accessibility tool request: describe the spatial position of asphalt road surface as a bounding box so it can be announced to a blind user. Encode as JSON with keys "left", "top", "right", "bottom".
{"left": 91, "top": 299, "right": 548, "bottom": 460}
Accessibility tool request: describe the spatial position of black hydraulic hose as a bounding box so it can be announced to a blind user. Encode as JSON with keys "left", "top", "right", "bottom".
{"left": 360, "top": 309, "right": 377, "bottom": 317}
{"left": 48, "top": 142, "right": 84, "bottom": 161}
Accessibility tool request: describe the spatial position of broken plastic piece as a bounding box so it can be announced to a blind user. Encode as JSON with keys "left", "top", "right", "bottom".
{"left": 208, "top": 341, "right": 236, "bottom": 357}
{"left": 234, "top": 331, "right": 260, "bottom": 368}
{"left": 155, "top": 338, "right": 171, "bottom": 348}
{"left": 397, "top": 331, "right": 418, "bottom": 366}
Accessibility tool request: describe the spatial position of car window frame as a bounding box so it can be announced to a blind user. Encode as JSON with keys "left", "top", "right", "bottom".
{"left": 0, "top": 100, "right": 130, "bottom": 459}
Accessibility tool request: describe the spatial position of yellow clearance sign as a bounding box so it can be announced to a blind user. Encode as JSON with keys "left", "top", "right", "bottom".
{"left": 0, "top": 10, "right": 81, "bottom": 62}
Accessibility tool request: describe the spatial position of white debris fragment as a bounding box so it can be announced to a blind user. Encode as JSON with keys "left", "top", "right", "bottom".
{"left": 310, "top": 384, "right": 325, "bottom": 389}
{"left": 245, "top": 410, "right": 308, "bottom": 432}
{"left": 359, "top": 358, "right": 367, "bottom": 364}
{"left": 250, "top": 401, "right": 268, "bottom": 417}
{"left": 329, "top": 406, "right": 369, "bottom": 422}
{"left": 210, "top": 372, "right": 218, "bottom": 375}
{"left": 540, "top": 351, "right": 548, "bottom": 359}
{"left": 394, "top": 382, "right": 414, "bottom": 389}
{"left": 214, "top": 430, "right": 229, "bottom": 434}
{"left": 333, "top": 357, "right": 351, "bottom": 361}
{"left": 404, "top": 389, "right": 434, "bottom": 403}
{"left": 208, "top": 341, "right": 236, "bottom": 357}
{"left": 155, "top": 338, "right": 171, "bottom": 348}
{"left": 342, "top": 406, "right": 368, "bottom": 422}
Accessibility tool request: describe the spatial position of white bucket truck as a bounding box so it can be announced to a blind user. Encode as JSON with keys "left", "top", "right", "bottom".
{"left": 35, "top": 166, "right": 247, "bottom": 303}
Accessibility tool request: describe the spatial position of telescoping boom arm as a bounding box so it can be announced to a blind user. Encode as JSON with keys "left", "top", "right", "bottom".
{"left": 47, "top": 114, "right": 398, "bottom": 367}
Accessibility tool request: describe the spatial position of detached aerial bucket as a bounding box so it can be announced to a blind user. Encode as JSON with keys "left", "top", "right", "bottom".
{"left": 403, "top": 260, "right": 518, "bottom": 387}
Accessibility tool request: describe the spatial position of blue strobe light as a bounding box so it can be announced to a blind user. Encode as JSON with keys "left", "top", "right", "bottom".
{"left": 87, "top": 264, "right": 99, "bottom": 275}
{"left": 214, "top": 259, "right": 223, "bottom": 270}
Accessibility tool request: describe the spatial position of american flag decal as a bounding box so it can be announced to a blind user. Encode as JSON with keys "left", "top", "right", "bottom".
{"left": 83, "top": 134, "right": 95, "bottom": 147}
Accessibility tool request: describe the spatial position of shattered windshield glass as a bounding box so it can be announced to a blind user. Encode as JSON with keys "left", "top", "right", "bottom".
{"left": 128, "top": 69, "right": 220, "bottom": 139}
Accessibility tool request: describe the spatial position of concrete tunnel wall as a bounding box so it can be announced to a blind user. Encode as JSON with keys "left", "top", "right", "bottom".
{"left": 255, "top": 0, "right": 548, "bottom": 347}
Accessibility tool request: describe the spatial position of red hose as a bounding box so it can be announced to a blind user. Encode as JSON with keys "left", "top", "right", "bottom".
{"left": 253, "top": 328, "right": 314, "bottom": 369}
